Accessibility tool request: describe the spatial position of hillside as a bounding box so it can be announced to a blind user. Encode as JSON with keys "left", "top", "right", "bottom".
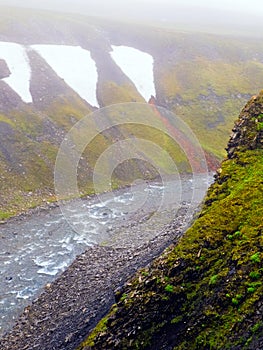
{"left": 1, "top": 7, "right": 263, "bottom": 219}
{"left": 79, "top": 91, "right": 263, "bottom": 349}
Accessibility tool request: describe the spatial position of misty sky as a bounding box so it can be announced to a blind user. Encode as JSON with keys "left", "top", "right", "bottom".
{"left": 1, "top": 0, "right": 263, "bottom": 36}
{"left": 1, "top": 0, "right": 262, "bottom": 15}
{"left": 138, "top": 0, "right": 263, "bottom": 15}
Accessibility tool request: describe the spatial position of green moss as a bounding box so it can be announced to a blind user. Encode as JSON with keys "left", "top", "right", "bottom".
{"left": 249, "top": 271, "right": 261, "bottom": 280}
{"left": 120, "top": 293, "right": 128, "bottom": 302}
{"left": 80, "top": 100, "right": 263, "bottom": 348}
{"left": 99, "top": 81, "right": 145, "bottom": 106}
{"left": 251, "top": 322, "right": 263, "bottom": 333}
{"left": 164, "top": 284, "right": 174, "bottom": 293}
{"left": 77, "top": 305, "right": 117, "bottom": 349}
{"left": 250, "top": 252, "right": 261, "bottom": 263}
{"left": 171, "top": 315, "right": 183, "bottom": 324}
{"left": 78, "top": 316, "right": 109, "bottom": 348}
{"left": 0, "top": 211, "right": 14, "bottom": 221}
{"left": 209, "top": 275, "right": 218, "bottom": 285}
{"left": 256, "top": 121, "right": 263, "bottom": 131}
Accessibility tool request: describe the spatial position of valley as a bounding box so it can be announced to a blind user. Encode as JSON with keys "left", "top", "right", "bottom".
{"left": 0, "top": 8, "right": 263, "bottom": 220}
{"left": 0, "top": 173, "right": 211, "bottom": 348}
{"left": 0, "top": 9, "right": 263, "bottom": 220}
{"left": 0, "top": 5, "right": 263, "bottom": 349}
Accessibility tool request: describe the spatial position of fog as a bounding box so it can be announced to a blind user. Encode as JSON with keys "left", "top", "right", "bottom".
{"left": 1, "top": 0, "right": 263, "bottom": 36}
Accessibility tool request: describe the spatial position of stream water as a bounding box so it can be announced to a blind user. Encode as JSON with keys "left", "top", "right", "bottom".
{"left": 0, "top": 174, "right": 213, "bottom": 336}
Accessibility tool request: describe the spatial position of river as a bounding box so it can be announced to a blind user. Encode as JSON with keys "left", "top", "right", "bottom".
{"left": 0, "top": 173, "right": 212, "bottom": 337}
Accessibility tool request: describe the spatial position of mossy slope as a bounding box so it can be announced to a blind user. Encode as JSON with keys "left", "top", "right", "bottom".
{"left": 2, "top": 9, "right": 263, "bottom": 219}
{"left": 0, "top": 98, "right": 92, "bottom": 220}
{"left": 79, "top": 92, "right": 263, "bottom": 349}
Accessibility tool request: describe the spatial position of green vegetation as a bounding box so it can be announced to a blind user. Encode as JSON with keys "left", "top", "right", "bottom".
{"left": 1, "top": 7, "right": 263, "bottom": 348}
{"left": 209, "top": 275, "right": 218, "bottom": 285}
{"left": 78, "top": 92, "right": 263, "bottom": 349}
{"left": 249, "top": 271, "right": 261, "bottom": 280}
{"left": 76, "top": 305, "right": 118, "bottom": 349}
{"left": 250, "top": 253, "right": 261, "bottom": 264}
{"left": 1, "top": 9, "right": 263, "bottom": 222}
{"left": 164, "top": 284, "right": 174, "bottom": 293}
{"left": 0, "top": 98, "right": 90, "bottom": 220}
{"left": 98, "top": 81, "right": 145, "bottom": 106}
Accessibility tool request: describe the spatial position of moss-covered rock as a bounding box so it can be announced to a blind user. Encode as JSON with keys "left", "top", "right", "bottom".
{"left": 78, "top": 92, "right": 263, "bottom": 349}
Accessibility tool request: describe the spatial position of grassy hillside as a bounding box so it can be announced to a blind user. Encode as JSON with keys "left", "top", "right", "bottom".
{"left": 79, "top": 92, "right": 263, "bottom": 349}
{"left": 99, "top": 21, "right": 263, "bottom": 159}
{"left": 1, "top": 8, "right": 263, "bottom": 219}
{"left": 0, "top": 98, "right": 93, "bottom": 220}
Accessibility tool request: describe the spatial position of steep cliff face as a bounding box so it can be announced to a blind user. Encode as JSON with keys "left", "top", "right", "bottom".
{"left": 227, "top": 91, "right": 263, "bottom": 158}
{"left": 79, "top": 92, "right": 263, "bottom": 349}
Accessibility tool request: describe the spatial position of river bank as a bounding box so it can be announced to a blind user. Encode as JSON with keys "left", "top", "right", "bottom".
{"left": 0, "top": 203, "right": 196, "bottom": 350}
{"left": 0, "top": 174, "right": 212, "bottom": 349}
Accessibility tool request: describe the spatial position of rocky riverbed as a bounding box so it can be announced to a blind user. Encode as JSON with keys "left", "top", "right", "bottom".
{"left": 0, "top": 174, "right": 212, "bottom": 350}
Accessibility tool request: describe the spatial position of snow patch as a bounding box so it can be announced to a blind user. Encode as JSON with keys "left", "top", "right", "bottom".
{"left": 0, "top": 42, "right": 155, "bottom": 106}
{"left": 0, "top": 42, "right": 32, "bottom": 103}
{"left": 31, "top": 45, "right": 99, "bottom": 107}
{"left": 110, "top": 45, "right": 155, "bottom": 102}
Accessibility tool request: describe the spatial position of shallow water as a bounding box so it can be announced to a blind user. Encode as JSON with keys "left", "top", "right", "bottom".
{"left": 0, "top": 174, "right": 212, "bottom": 336}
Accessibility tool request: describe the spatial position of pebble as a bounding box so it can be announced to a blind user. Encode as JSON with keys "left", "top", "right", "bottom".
{"left": 0, "top": 204, "right": 198, "bottom": 350}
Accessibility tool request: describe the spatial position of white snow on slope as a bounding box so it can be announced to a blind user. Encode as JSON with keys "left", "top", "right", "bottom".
{"left": 0, "top": 42, "right": 32, "bottom": 103}
{"left": 31, "top": 45, "right": 99, "bottom": 107}
{"left": 110, "top": 45, "right": 155, "bottom": 102}
{"left": 0, "top": 42, "right": 155, "bottom": 106}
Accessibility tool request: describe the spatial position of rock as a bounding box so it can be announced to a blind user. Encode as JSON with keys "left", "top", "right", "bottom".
{"left": 0, "top": 206, "right": 192, "bottom": 350}
{"left": 0, "top": 59, "right": 11, "bottom": 79}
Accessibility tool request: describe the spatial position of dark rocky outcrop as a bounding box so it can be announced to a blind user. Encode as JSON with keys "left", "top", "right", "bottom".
{"left": 0, "top": 80, "right": 23, "bottom": 111}
{"left": 227, "top": 90, "right": 263, "bottom": 158}
{"left": 0, "top": 58, "right": 10, "bottom": 79}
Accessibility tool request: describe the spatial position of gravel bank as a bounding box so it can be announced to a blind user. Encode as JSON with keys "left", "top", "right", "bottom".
{"left": 0, "top": 203, "right": 199, "bottom": 350}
